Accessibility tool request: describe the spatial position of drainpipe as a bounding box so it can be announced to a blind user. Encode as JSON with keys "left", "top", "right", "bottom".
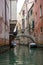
{"left": 4, "top": 0, "right": 6, "bottom": 45}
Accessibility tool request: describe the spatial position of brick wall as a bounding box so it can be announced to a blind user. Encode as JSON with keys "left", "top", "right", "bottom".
{"left": 34, "top": 0, "right": 43, "bottom": 44}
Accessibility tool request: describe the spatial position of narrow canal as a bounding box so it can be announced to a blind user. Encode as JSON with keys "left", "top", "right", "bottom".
{"left": 0, "top": 45, "right": 43, "bottom": 65}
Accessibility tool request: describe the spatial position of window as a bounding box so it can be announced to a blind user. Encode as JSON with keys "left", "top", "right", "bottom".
{"left": 22, "top": 10, "right": 25, "bottom": 16}
{"left": 36, "top": 12, "right": 37, "bottom": 16}
{"left": 22, "top": 19, "right": 25, "bottom": 33}
{"left": 29, "top": 24, "right": 30, "bottom": 31}
{"left": 32, "top": 21, "right": 34, "bottom": 30}
{"left": 30, "top": 9, "right": 33, "bottom": 15}
{"left": 41, "top": 27, "right": 42, "bottom": 32}
{"left": 28, "top": 11, "right": 29, "bottom": 17}
{"left": 40, "top": 5, "right": 42, "bottom": 17}
{"left": 22, "top": 19, "right": 25, "bottom": 29}
{"left": 35, "top": 0, "right": 37, "bottom": 3}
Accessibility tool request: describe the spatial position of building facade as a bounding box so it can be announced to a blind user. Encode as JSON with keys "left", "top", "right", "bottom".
{"left": 34, "top": 0, "right": 43, "bottom": 44}
{"left": 0, "top": 0, "right": 10, "bottom": 46}
{"left": 10, "top": 0, "right": 17, "bottom": 33}
{"left": 17, "top": 0, "right": 43, "bottom": 44}
{"left": 28, "top": 3, "right": 34, "bottom": 36}
{"left": 19, "top": 0, "right": 29, "bottom": 34}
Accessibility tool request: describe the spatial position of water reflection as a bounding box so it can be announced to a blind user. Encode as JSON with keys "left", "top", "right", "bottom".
{"left": 16, "top": 46, "right": 29, "bottom": 65}
{"left": 9, "top": 49, "right": 17, "bottom": 65}
{"left": 0, "top": 46, "right": 43, "bottom": 65}
{"left": 15, "top": 46, "right": 43, "bottom": 65}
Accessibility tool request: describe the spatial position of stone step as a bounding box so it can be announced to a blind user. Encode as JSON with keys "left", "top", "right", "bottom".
{"left": 37, "top": 44, "right": 43, "bottom": 48}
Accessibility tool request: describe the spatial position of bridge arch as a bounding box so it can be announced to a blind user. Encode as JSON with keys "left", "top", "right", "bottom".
{"left": 16, "top": 34, "right": 35, "bottom": 43}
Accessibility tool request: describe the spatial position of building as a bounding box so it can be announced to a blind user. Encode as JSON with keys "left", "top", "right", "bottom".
{"left": 17, "top": 14, "right": 22, "bottom": 33}
{"left": 34, "top": 0, "right": 43, "bottom": 44}
{"left": 10, "top": 0, "right": 17, "bottom": 33}
{"left": 0, "top": 0, "right": 10, "bottom": 46}
{"left": 17, "top": 0, "right": 30, "bottom": 45}
{"left": 28, "top": 3, "right": 34, "bottom": 36}
{"left": 19, "top": 0, "right": 29, "bottom": 34}
{"left": 9, "top": 0, "right": 18, "bottom": 47}
{"left": 20, "top": 2, "right": 26, "bottom": 33}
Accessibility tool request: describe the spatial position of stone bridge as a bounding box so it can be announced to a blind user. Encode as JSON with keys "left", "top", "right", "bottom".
{"left": 16, "top": 34, "right": 36, "bottom": 44}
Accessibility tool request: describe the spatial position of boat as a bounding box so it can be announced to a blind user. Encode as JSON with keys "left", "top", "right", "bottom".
{"left": 29, "top": 43, "right": 37, "bottom": 48}
{"left": 11, "top": 40, "right": 16, "bottom": 48}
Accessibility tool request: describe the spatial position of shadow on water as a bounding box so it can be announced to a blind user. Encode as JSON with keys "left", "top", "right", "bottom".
{"left": 0, "top": 48, "right": 17, "bottom": 65}
{"left": 9, "top": 49, "right": 17, "bottom": 65}
{"left": 0, "top": 45, "right": 43, "bottom": 65}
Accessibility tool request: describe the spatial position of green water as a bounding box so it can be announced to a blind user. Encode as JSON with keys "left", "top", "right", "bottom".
{"left": 0, "top": 45, "right": 43, "bottom": 65}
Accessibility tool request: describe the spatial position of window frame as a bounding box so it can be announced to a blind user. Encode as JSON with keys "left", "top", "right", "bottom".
{"left": 40, "top": 5, "right": 42, "bottom": 17}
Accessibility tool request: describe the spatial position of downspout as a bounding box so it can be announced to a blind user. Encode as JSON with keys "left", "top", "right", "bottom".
{"left": 5, "top": 0, "right": 6, "bottom": 45}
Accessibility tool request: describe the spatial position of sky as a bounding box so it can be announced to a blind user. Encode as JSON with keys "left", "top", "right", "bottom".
{"left": 17, "top": 0, "right": 34, "bottom": 14}
{"left": 17, "top": 0, "right": 25, "bottom": 13}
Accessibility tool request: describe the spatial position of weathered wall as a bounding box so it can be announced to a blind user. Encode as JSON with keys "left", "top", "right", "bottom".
{"left": 34, "top": 0, "right": 43, "bottom": 44}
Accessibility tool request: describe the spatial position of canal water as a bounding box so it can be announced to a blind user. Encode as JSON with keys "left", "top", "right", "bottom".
{"left": 0, "top": 45, "right": 43, "bottom": 65}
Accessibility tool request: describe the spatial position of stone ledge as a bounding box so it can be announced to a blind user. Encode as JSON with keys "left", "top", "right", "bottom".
{"left": 37, "top": 44, "right": 43, "bottom": 48}
{"left": 0, "top": 38, "right": 9, "bottom": 46}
